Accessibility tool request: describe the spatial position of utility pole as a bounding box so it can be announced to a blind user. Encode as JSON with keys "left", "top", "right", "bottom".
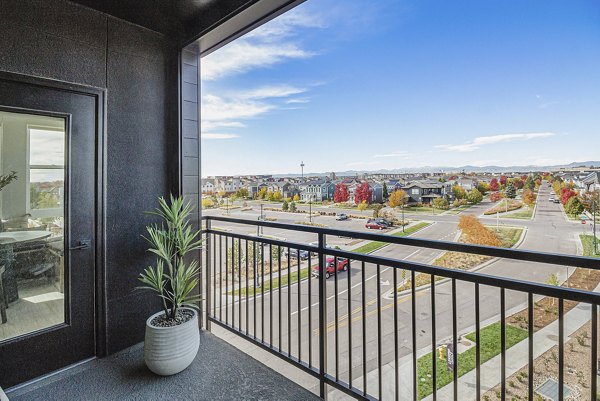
{"left": 309, "top": 198, "right": 312, "bottom": 223}
{"left": 402, "top": 201, "right": 405, "bottom": 233}
{"left": 301, "top": 161, "right": 305, "bottom": 179}
{"left": 594, "top": 199, "right": 597, "bottom": 254}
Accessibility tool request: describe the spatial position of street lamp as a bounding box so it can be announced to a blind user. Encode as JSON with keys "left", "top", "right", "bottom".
{"left": 309, "top": 198, "right": 312, "bottom": 223}
{"left": 593, "top": 199, "right": 598, "bottom": 254}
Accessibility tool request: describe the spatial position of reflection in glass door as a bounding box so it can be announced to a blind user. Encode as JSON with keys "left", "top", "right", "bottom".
{"left": 0, "top": 110, "right": 65, "bottom": 342}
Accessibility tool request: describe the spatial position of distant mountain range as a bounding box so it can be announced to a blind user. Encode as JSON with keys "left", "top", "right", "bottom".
{"left": 272, "top": 161, "right": 600, "bottom": 177}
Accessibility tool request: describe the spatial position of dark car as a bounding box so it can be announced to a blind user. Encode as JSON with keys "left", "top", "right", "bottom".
{"left": 311, "top": 257, "right": 348, "bottom": 279}
{"left": 365, "top": 219, "right": 387, "bottom": 230}
{"left": 284, "top": 248, "right": 310, "bottom": 260}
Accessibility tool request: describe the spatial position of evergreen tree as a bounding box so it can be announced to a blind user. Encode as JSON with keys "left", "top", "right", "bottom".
{"left": 282, "top": 200, "right": 289, "bottom": 211}
{"left": 505, "top": 182, "right": 516, "bottom": 199}
{"left": 383, "top": 182, "right": 389, "bottom": 199}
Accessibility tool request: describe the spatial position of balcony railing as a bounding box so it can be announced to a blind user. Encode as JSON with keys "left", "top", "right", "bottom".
{"left": 201, "top": 215, "right": 600, "bottom": 401}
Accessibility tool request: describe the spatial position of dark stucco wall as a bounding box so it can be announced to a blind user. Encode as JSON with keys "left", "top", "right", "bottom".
{"left": 0, "top": 0, "right": 180, "bottom": 354}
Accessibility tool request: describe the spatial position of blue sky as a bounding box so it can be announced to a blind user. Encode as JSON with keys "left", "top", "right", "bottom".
{"left": 200, "top": 0, "right": 600, "bottom": 176}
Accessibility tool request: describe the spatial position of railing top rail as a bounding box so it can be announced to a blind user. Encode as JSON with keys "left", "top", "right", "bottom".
{"left": 203, "top": 215, "right": 600, "bottom": 270}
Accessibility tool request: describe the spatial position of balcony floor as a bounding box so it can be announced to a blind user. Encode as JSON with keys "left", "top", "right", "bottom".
{"left": 9, "top": 330, "right": 320, "bottom": 401}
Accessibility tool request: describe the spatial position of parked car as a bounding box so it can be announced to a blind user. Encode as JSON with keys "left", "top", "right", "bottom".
{"left": 284, "top": 248, "right": 309, "bottom": 260}
{"left": 552, "top": 199, "right": 560, "bottom": 204}
{"left": 336, "top": 213, "right": 348, "bottom": 221}
{"left": 549, "top": 197, "right": 556, "bottom": 202}
{"left": 375, "top": 218, "right": 393, "bottom": 227}
{"left": 365, "top": 219, "right": 388, "bottom": 230}
{"left": 311, "top": 257, "right": 348, "bottom": 279}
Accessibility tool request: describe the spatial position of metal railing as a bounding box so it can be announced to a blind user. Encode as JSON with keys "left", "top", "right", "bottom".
{"left": 201, "top": 215, "right": 600, "bottom": 401}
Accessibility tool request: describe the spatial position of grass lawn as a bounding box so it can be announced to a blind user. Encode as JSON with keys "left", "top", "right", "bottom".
{"left": 446, "top": 204, "right": 472, "bottom": 215}
{"left": 351, "top": 222, "right": 431, "bottom": 254}
{"left": 486, "top": 226, "right": 523, "bottom": 248}
{"left": 580, "top": 234, "right": 600, "bottom": 258}
{"left": 405, "top": 206, "right": 443, "bottom": 214}
{"left": 232, "top": 222, "right": 431, "bottom": 296}
{"left": 416, "top": 322, "right": 528, "bottom": 400}
{"left": 504, "top": 205, "right": 534, "bottom": 219}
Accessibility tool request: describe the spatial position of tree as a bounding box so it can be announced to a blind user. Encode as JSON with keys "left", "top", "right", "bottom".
{"left": 293, "top": 194, "right": 300, "bottom": 202}
{"left": 458, "top": 215, "right": 501, "bottom": 247}
{"left": 565, "top": 196, "right": 584, "bottom": 216}
{"left": 354, "top": 182, "right": 373, "bottom": 204}
{"left": 357, "top": 200, "right": 368, "bottom": 213}
{"left": 282, "top": 200, "right": 289, "bottom": 211}
{"left": 561, "top": 188, "right": 577, "bottom": 205}
{"left": 258, "top": 187, "right": 267, "bottom": 199}
{"left": 289, "top": 201, "right": 297, "bottom": 212}
{"left": 383, "top": 182, "right": 389, "bottom": 199}
{"left": 467, "top": 188, "right": 483, "bottom": 204}
{"left": 273, "top": 191, "right": 283, "bottom": 201}
{"left": 235, "top": 188, "right": 249, "bottom": 198}
{"left": 522, "top": 189, "right": 536, "bottom": 206}
{"left": 489, "top": 178, "right": 499, "bottom": 192}
{"left": 388, "top": 189, "right": 407, "bottom": 208}
{"left": 505, "top": 183, "right": 516, "bottom": 199}
{"left": 489, "top": 191, "right": 504, "bottom": 202}
{"left": 218, "top": 190, "right": 227, "bottom": 198}
{"left": 201, "top": 198, "right": 214, "bottom": 208}
{"left": 372, "top": 204, "right": 383, "bottom": 218}
{"left": 452, "top": 185, "right": 466, "bottom": 200}
{"left": 500, "top": 175, "right": 508, "bottom": 187}
{"left": 512, "top": 178, "right": 524, "bottom": 190}
{"left": 524, "top": 176, "right": 535, "bottom": 191}
{"left": 477, "top": 182, "right": 490, "bottom": 195}
{"left": 334, "top": 183, "right": 349, "bottom": 203}
{"left": 432, "top": 197, "right": 449, "bottom": 209}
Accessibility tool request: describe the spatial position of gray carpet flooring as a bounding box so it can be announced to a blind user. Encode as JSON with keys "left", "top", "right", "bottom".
{"left": 9, "top": 331, "right": 320, "bottom": 401}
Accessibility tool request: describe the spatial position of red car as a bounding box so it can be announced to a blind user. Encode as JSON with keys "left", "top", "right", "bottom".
{"left": 312, "top": 257, "right": 348, "bottom": 279}
{"left": 365, "top": 220, "right": 387, "bottom": 230}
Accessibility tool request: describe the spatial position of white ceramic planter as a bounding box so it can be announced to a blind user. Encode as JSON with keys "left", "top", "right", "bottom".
{"left": 144, "top": 307, "right": 200, "bottom": 376}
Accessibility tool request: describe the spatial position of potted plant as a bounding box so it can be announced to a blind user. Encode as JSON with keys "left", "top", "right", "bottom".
{"left": 138, "top": 195, "right": 202, "bottom": 375}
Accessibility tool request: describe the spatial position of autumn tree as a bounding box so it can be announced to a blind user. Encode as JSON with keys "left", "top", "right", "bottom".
{"left": 500, "top": 175, "right": 508, "bottom": 187}
{"left": 432, "top": 197, "right": 449, "bottom": 209}
{"left": 458, "top": 215, "right": 501, "bottom": 247}
{"left": 235, "top": 188, "right": 249, "bottom": 198}
{"left": 561, "top": 188, "right": 577, "bottom": 205}
{"left": 467, "top": 188, "right": 483, "bottom": 204}
{"left": 489, "top": 191, "right": 504, "bottom": 202}
{"left": 452, "top": 185, "right": 466, "bottom": 200}
{"left": 505, "top": 183, "right": 516, "bottom": 199}
{"left": 293, "top": 194, "right": 300, "bottom": 202}
{"left": 524, "top": 176, "right": 535, "bottom": 190}
{"left": 273, "top": 191, "right": 283, "bottom": 201}
{"left": 477, "top": 182, "right": 490, "bottom": 194}
{"left": 354, "top": 182, "right": 373, "bottom": 204}
{"left": 512, "top": 178, "right": 524, "bottom": 190}
{"left": 565, "top": 196, "right": 584, "bottom": 216}
{"left": 258, "top": 187, "right": 267, "bottom": 199}
{"left": 334, "top": 183, "right": 349, "bottom": 203}
{"left": 388, "top": 189, "right": 407, "bottom": 208}
{"left": 522, "top": 189, "right": 536, "bottom": 206}
{"left": 357, "top": 200, "right": 368, "bottom": 213}
{"left": 489, "top": 178, "right": 499, "bottom": 192}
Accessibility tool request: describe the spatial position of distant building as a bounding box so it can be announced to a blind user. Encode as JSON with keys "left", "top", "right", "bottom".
{"left": 402, "top": 180, "right": 450, "bottom": 204}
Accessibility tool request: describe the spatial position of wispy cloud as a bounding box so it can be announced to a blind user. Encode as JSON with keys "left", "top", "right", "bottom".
{"left": 237, "top": 85, "right": 307, "bottom": 100}
{"left": 346, "top": 161, "right": 382, "bottom": 167}
{"left": 435, "top": 132, "right": 555, "bottom": 152}
{"left": 286, "top": 98, "right": 310, "bottom": 104}
{"left": 201, "top": 133, "right": 240, "bottom": 140}
{"left": 374, "top": 151, "right": 408, "bottom": 158}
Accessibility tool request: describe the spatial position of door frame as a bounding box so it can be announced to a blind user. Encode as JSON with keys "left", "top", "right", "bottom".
{"left": 0, "top": 70, "right": 108, "bottom": 359}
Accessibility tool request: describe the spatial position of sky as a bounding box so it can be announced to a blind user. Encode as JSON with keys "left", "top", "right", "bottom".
{"left": 200, "top": 0, "right": 600, "bottom": 177}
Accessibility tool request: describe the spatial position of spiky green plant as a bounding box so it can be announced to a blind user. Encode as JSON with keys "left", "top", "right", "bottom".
{"left": 0, "top": 171, "right": 17, "bottom": 192}
{"left": 138, "top": 195, "right": 202, "bottom": 320}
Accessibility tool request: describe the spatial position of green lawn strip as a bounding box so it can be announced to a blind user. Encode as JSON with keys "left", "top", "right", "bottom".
{"left": 580, "top": 234, "right": 600, "bottom": 258}
{"left": 446, "top": 204, "right": 472, "bottom": 215}
{"left": 351, "top": 222, "right": 431, "bottom": 254}
{"left": 230, "top": 222, "right": 431, "bottom": 296}
{"left": 504, "top": 205, "right": 534, "bottom": 219}
{"left": 416, "top": 322, "right": 528, "bottom": 400}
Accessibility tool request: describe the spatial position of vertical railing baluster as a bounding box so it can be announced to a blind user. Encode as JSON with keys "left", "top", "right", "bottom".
{"left": 475, "top": 283, "right": 481, "bottom": 401}
{"left": 309, "top": 251, "right": 313, "bottom": 368}
{"left": 558, "top": 298, "right": 564, "bottom": 401}
{"left": 231, "top": 238, "right": 235, "bottom": 329}
{"left": 278, "top": 245, "right": 282, "bottom": 351}
{"left": 261, "top": 241, "right": 265, "bottom": 343}
{"left": 205, "top": 220, "right": 212, "bottom": 331}
{"left": 219, "top": 235, "right": 223, "bottom": 322}
{"left": 288, "top": 248, "right": 292, "bottom": 355}
{"left": 318, "top": 233, "right": 328, "bottom": 399}
{"left": 377, "top": 264, "right": 382, "bottom": 400}
{"left": 452, "top": 278, "right": 457, "bottom": 401}
{"left": 431, "top": 274, "right": 437, "bottom": 401}
{"left": 348, "top": 259, "right": 353, "bottom": 388}
{"left": 225, "top": 236, "right": 229, "bottom": 325}
{"left": 335, "top": 256, "right": 340, "bottom": 380}
{"left": 394, "top": 267, "right": 399, "bottom": 401}
{"left": 238, "top": 238, "right": 242, "bottom": 330}
{"left": 253, "top": 241, "right": 257, "bottom": 339}
{"left": 592, "top": 304, "right": 597, "bottom": 401}
{"left": 245, "top": 240, "right": 249, "bottom": 335}
{"left": 412, "top": 270, "right": 417, "bottom": 401}
{"left": 298, "top": 249, "right": 302, "bottom": 361}
{"left": 528, "top": 292, "right": 533, "bottom": 401}
{"left": 501, "top": 288, "right": 506, "bottom": 401}
{"left": 213, "top": 231, "right": 216, "bottom": 323}
{"left": 362, "top": 261, "right": 367, "bottom": 396}
{"left": 269, "top": 244, "right": 273, "bottom": 347}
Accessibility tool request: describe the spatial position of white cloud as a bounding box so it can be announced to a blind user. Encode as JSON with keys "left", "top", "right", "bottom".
{"left": 237, "top": 85, "right": 307, "bottom": 100}
{"left": 435, "top": 132, "right": 555, "bottom": 152}
{"left": 201, "top": 133, "right": 240, "bottom": 140}
{"left": 285, "top": 98, "right": 310, "bottom": 104}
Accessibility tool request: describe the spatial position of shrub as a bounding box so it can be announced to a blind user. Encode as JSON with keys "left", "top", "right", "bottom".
{"left": 489, "top": 191, "right": 504, "bottom": 202}
{"left": 432, "top": 197, "right": 449, "bottom": 209}
{"left": 201, "top": 198, "right": 215, "bottom": 208}
{"left": 289, "top": 201, "right": 297, "bottom": 212}
{"left": 282, "top": 200, "right": 289, "bottom": 211}
{"left": 452, "top": 198, "right": 468, "bottom": 208}
{"left": 467, "top": 188, "right": 483, "bottom": 204}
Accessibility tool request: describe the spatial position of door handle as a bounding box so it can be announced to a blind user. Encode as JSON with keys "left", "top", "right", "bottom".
{"left": 70, "top": 240, "right": 91, "bottom": 250}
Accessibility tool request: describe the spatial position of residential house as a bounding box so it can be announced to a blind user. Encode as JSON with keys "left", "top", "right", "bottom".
{"left": 201, "top": 178, "right": 215, "bottom": 194}
{"left": 582, "top": 172, "right": 600, "bottom": 194}
{"left": 402, "top": 180, "right": 450, "bottom": 204}
{"left": 298, "top": 180, "right": 335, "bottom": 202}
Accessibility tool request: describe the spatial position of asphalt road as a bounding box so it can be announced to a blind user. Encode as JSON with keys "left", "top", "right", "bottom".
{"left": 204, "top": 183, "right": 587, "bottom": 399}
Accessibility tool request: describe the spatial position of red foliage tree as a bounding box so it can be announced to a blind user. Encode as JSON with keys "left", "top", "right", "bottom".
{"left": 513, "top": 178, "right": 524, "bottom": 190}
{"left": 489, "top": 191, "right": 504, "bottom": 202}
{"left": 354, "top": 182, "right": 373, "bottom": 204}
{"left": 334, "top": 183, "right": 349, "bottom": 203}
{"left": 489, "top": 178, "right": 499, "bottom": 192}
{"left": 521, "top": 175, "right": 528, "bottom": 181}
{"left": 561, "top": 188, "right": 577, "bottom": 205}
{"left": 500, "top": 175, "right": 508, "bottom": 186}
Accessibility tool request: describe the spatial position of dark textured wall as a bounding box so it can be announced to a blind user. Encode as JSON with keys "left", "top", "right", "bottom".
{"left": 0, "top": 0, "right": 180, "bottom": 355}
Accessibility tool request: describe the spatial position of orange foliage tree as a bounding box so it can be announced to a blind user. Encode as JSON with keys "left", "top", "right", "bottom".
{"left": 458, "top": 215, "right": 501, "bottom": 247}
{"left": 523, "top": 189, "right": 536, "bottom": 206}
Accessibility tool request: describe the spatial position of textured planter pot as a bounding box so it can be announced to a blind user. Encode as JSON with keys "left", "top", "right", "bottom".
{"left": 144, "top": 307, "right": 200, "bottom": 376}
